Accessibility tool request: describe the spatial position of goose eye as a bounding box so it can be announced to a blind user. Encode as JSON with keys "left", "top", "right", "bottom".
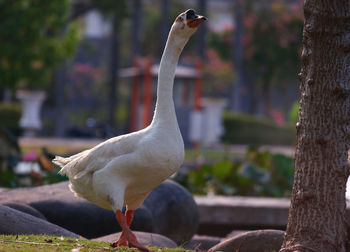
{"left": 176, "top": 16, "right": 184, "bottom": 22}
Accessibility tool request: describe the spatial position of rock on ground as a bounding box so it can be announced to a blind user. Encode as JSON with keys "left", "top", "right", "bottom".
{"left": 0, "top": 204, "right": 80, "bottom": 238}
{"left": 183, "top": 234, "right": 222, "bottom": 251}
{"left": 208, "top": 229, "right": 285, "bottom": 252}
{"left": 94, "top": 231, "right": 178, "bottom": 248}
{"left": 3, "top": 203, "right": 47, "bottom": 220}
{"left": 0, "top": 180, "right": 199, "bottom": 244}
{"left": 0, "top": 182, "right": 122, "bottom": 238}
{"left": 225, "top": 230, "right": 251, "bottom": 238}
{"left": 143, "top": 180, "right": 199, "bottom": 244}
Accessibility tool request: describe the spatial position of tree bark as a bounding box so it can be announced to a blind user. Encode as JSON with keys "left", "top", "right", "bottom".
{"left": 262, "top": 78, "right": 271, "bottom": 116}
{"left": 280, "top": 1, "right": 350, "bottom": 252}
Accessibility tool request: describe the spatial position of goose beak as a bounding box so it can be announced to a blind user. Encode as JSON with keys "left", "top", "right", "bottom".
{"left": 185, "top": 9, "right": 207, "bottom": 28}
{"left": 187, "top": 16, "right": 207, "bottom": 28}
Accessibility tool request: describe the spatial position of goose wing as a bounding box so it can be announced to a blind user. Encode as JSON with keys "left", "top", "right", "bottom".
{"left": 53, "top": 132, "right": 139, "bottom": 179}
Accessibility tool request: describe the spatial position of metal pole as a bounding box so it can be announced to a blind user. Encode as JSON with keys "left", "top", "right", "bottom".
{"left": 131, "top": 0, "right": 141, "bottom": 58}
{"left": 197, "top": 0, "right": 207, "bottom": 60}
{"left": 232, "top": 0, "right": 245, "bottom": 112}
{"left": 143, "top": 58, "right": 153, "bottom": 128}
{"left": 108, "top": 15, "right": 119, "bottom": 134}
{"left": 54, "top": 63, "right": 66, "bottom": 137}
{"left": 130, "top": 59, "right": 140, "bottom": 132}
{"left": 159, "top": 0, "right": 169, "bottom": 58}
{"left": 194, "top": 60, "right": 203, "bottom": 111}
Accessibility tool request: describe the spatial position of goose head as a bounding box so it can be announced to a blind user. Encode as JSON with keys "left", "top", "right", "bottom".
{"left": 171, "top": 9, "right": 206, "bottom": 39}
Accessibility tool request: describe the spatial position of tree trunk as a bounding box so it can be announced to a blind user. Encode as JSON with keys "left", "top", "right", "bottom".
{"left": 262, "top": 78, "right": 271, "bottom": 116}
{"left": 280, "top": 1, "right": 350, "bottom": 252}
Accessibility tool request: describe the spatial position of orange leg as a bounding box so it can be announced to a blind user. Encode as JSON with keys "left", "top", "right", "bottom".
{"left": 112, "top": 210, "right": 151, "bottom": 252}
{"left": 115, "top": 209, "right": 134, "bottom": 246}
{"left": 126, "top": 209, "right": 134, "bottom": 226}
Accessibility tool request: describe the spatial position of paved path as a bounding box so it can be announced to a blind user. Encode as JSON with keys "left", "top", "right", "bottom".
{"left": 19, "top": 137, "right": 295, "bottom": 156}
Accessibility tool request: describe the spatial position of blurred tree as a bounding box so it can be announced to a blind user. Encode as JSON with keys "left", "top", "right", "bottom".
{"left": 232, "top": 0, "right": 247, "bottom": 112}
{"left": 89, "top": 0, "right": 127, "bottom": 133}
{"left": 280, "top": 0, "right": 350, "bottom": 251}
{"left": 207, "top": 1, "right": 303, "bottom": 114}
{"left": 0, "top": 0, "right": 79, "bottom": 90}
{"left": 243, "top": 2, "right": 303, "bottom": 114}
{"left": 140, "top": 2, "right": 188, "bottom": 58}
{"left": 288, "top": 101, "right": 299, "bottom": 124}
{"left": 91, "top": 0, "right": 128, "bottom": 21}
{"left": 202, "top": 48, "right": 234, "bottom": 97}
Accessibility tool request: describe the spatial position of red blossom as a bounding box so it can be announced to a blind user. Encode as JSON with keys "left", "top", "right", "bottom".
{"left": 279, "top": 37, "right": 288, "bottom": 48}
{"left": 282, "top": 12, "right": 292, "bottom": 23}
{"left": 73, "top": 63, "right": 101, "bottom": 78}
{"left": 274, "top": 20, "right": 283, "bottom": 29}
{"left": 269, "top": 109, "right": 285, "bottom": 126}
{"left": 23, "top": 150, "right": 38, "bottom": 161}
{"left": 244, "top": 48, "right": 254, "bottom": 59}
{"left": 242, "top": 35, "right": 252, "bottom": 46}
{"left": 243, "top": 15, "right": 257, "bottom": 29}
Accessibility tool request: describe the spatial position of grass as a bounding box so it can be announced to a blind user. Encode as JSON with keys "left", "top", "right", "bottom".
{"left": 0, "top": 235, "right": 192, "bottom": 252}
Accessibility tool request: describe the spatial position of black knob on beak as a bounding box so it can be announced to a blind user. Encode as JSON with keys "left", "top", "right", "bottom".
{"left": 186, "top": 9, "right": 196, "bottom": 20}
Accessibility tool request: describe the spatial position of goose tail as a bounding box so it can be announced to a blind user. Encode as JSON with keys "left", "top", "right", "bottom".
{"left": 52, "top": 149, "right": 90, "bottom": 177}
{"left": 52, "top": 156, "right": 70, "bottom": 175}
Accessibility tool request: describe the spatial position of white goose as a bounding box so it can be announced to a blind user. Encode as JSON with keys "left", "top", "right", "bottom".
{"left": 53, "top": 9, "right": 206, "bottom": 252}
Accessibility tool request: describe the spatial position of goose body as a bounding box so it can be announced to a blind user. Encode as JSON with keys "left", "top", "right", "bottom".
{"left": 53, "top": 9, "right": 206, "bottom": 251}
{"left": 54, "top": 121, "right": 183, "bottom": 211}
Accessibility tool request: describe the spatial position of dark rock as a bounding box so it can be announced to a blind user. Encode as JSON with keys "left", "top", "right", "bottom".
{"left": 225, "top": 230, "right": 250, "bottom": 238}
{"left": 0, "top": 180, "right": 199, "bottom": 244}
{"left": 183, "top": 235, "right": 221, "bottom": 251}
{"left": 143, "top": 180, "right": 199, "bottom": 244}
{"left": 31, "top": 200, "right": 154, "bottom": 239}
{"left": 3, "top": 203, "right": 47, "bottom": 220}
{"left": 94, "top": 231, "right": 178, "bottom": 248}
{"left": 0, "top": 205, "right": 80, "bottom": 237}
{"left": 0, "top": 182, "right": 151, "bottom": 238}
{"left": 30, "top": 199, "right": 123, "bottom": 238}
{"left": 208, "top": 229, "right": 285, "bottom": 252}
{"left": 0, "top": 182, "right": 116, "bottom": 238}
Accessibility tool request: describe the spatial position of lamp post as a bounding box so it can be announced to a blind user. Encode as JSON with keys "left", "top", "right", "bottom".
{"left": 108, "top": 15, "right": 119, "bottom": 134}
{"left": 231, "top": 0, "right": 249, "bottom": 113}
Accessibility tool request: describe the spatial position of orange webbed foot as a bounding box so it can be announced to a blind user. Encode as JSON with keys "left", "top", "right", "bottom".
{"left": 113, "top": 209, "right": 153, "bottom": 252}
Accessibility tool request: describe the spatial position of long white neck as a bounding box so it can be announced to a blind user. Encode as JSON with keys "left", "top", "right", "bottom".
{"left": 151, "top": 28, "right": 190, "bottom": 125}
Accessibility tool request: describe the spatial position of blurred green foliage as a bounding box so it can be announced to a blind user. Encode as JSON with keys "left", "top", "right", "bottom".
{"left": 208, "top": 2, "right": 303, "bottom": 85}
{"left": 221, "top": 112, "right": 296, "bottom": 145}
{"left": 0, "top": 128, "right": 20, "bottom": 187}
{"left": 91, "top": 0, "right": 128, "bottom": 25}
{"left": 0, "top": 103, "right": 22, "bottom": 135}
{"left": 206, "top": 2, "right": 303, "bottom": 111}
{"left": 177, "top": 147, "right": 294, "bottom": 197}
{"left": 0, "top": 146, "right": 68, "bottom": 188}
{"left": 243, "top": 2, "right": 303, "bottom": 85}
{"left": 289, "top": 102, "right": 299, "bottom": 124}
{"left": 44, "top": 168, "right": 69, "bottom": 185}
{"left": 137, "top": 2, "right": 188, "bottom": 57}
{"left": 0, "top": 0, "right": 79, "bottom": 90}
